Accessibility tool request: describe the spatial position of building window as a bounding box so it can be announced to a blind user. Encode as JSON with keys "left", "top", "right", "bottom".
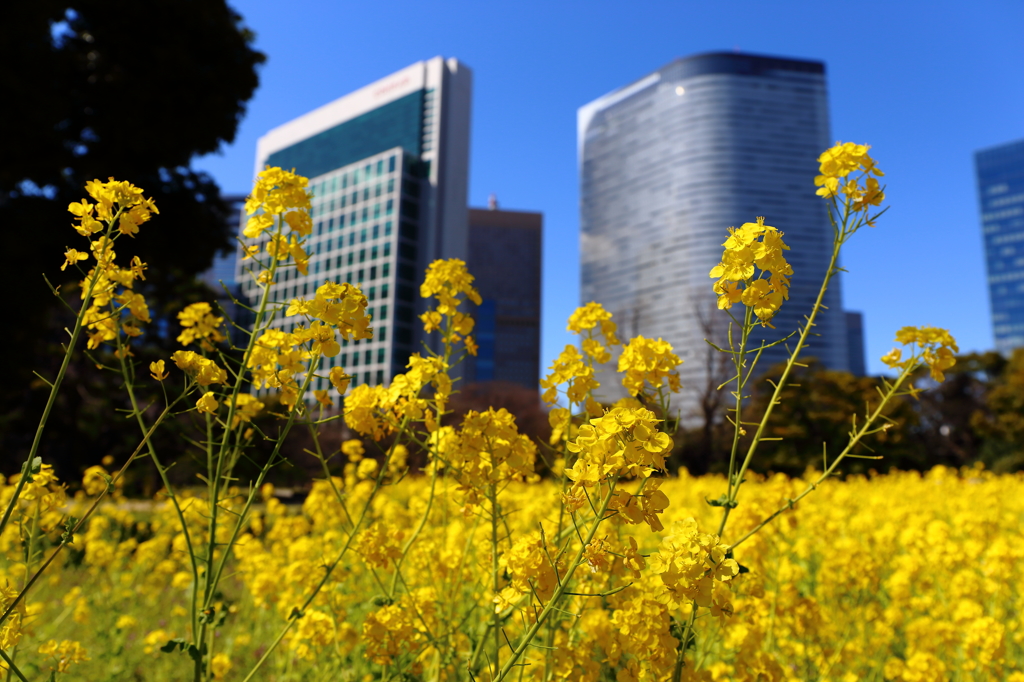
{"left": 385, "top": 221, "right": 392, "bottom": 236}
{"left": 384, "top": 243, "right": 391, "bottom": 257}
{"left": 358, "top": 269, "right": 364, "bottom": 282}
{"left": 386, "top": 199, "right": 394, "bottom": 216}
{"left": 347, "top": 252, "right": 354, "bottom": 266}
{"left": 370, "top": 266, "right": 377, "bottom": 280}
{"left": 378, "top": 326, "right": 386, "bottom": 341}
{"left": 375, "top": 369, "right": 384, "bottom": 385}
{"left": 381, "top": 283, "right": 389, "bottom": 298}
{"left": 368, "top": 286, "right": 376, "bottom": 301}
{"left": 360, "top": 228, "right": 367, "bottom": 243}
{"left": 359, "top": 249, "right": 366, "bottom": 263}
{"left": 380, "top": 304, "right": 388, "bottom": 320}
{"left": 364, "top": 350, "right": 372, "bottom": 365}
{"left": 377, "top": 348, "right": 385, "bottom": 364}
{"left": 383, "top": 263, "right": 390, "bottom": 278}
{"left": 371, "top": 245, "right": 378, "bottom": 260}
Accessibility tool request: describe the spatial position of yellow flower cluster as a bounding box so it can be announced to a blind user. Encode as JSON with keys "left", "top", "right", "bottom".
{"left": 814, "top": 141, "right": 885, "bottom": 211}
{"left": 243, "top": 166, "right": 312, "bottom": 239}
{"left": 542, "top": 302, "right": 620, "bottom": 406}
{"left": 176, "top": 302, "right": 226, "bottom": 349}
{"left": 362, "top": 588, "right": 438, "bottom": 666}
{"left": 564, "top": 406, "right": 673, "bottom": 515}
{"left": 419, "top": 258, "right": 481, "bottom": 352}
{"left": 344, "top": 354, "right": 449, "bottom": 439}
{"left": 708, "top": 216, "right": 792, "bottom": 327}
{"left": 649, "top": 517, "right": 739, "bottom": 616}
{"left": 170, "top": 350, "right": 227, "bottom": 386}
{"left": 66, "top": 179, "right": 157, "bottom": 349}
{"left": 881, "top": 326, "right": 960, "bottom": 381}
{"left": 618, "top": 335, "right": 683, "bottom": 397}
{"left": 38, "top": 639, "right": 89, "bottom": 673}
{"left": 68, "top": 178, "right": 158, "bottom": 238}
{"left": 432, "top": 408, "right": 538, "bottom": 506}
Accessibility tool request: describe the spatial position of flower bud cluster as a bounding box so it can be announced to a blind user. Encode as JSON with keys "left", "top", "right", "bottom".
{"left": 709, "top": 216, "right": 792, "bottom": 328}
{"left": 881, "top": 326, "right": 959, "bottom": 382}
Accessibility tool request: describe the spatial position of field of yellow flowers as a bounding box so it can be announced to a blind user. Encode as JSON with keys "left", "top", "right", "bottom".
{"left": 5, "top": 141, "right": 1020, "bottom": 681}
{"left": 8, "top": 465, "right": 1023, "bottom": 681}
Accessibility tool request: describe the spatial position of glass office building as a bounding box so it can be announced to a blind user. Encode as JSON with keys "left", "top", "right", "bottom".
{"left": 237, "top": 57, "right": 472, "bottom": 403}
{"left": 976, "top": 138, "right": 1024, "bottom": 356}
{"left": 463, "top": 206, "right": 543, "bottom": 389}
{"left": 578, "top": 52, "right": 851, "bottom": 418}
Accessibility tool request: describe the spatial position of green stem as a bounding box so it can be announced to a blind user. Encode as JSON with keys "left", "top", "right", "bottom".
{"left": 670, "top": 606, "right": 699, "bottom": 682}
{"left": 0, "top": 218, "right": 118, "bottom": 539}
{"left": 0, "top": 401, "right": 174, "bottom": 628}
{"left": 492, "top": 479, "right": 618, "bottom": 682}
{"left": 728, "top": 363, "right": 915, "bottom": 549}
{"left": 717, "top": 204, "right": 852, "bottom": 537}
{"left": 239, "top": 416, "right": 413, "bottom": 682}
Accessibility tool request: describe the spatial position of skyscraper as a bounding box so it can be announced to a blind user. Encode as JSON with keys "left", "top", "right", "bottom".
{"left": 578, "top": 52, "right": 850, "bottom": 417}
{"left": 463, "top": 202, "right": 543, "bottom": 389}
{"left": 237, "top": 57, "right": 472, "bottom": 401}
{"left": 976, "top": 138, "right": 1024, "bottom": 356}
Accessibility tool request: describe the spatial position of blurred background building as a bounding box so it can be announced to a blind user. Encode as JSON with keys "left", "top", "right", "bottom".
{"left": 462, "top": 197, "right": 543, "bottom": 389}
{"left": 976, "top": 138, "right": 1024, "bottom": 356}
{"left": 236, "top": 56, "right": 473, "bottom": 403}
{"left": 577, "top": 51, "right": 865, "bottom": 420}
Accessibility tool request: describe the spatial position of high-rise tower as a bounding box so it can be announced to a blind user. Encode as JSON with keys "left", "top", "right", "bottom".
{"left": 463, "top": 204, "right": 543, "bottom": 389}
{"left": 976, "top": 138, "right": 1024, "bottom": 356}
{"left": 578, "top": 52, "right": 850, "bottom": 417}
{"left": 237, "top": 57, "right": 472, "bottom": 402}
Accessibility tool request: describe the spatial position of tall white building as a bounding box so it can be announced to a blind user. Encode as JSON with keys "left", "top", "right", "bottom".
{"left": 578, "top": 52, "right": 860, "bottom": 419}
{"left": 237, "top": 57, "right": 472, "bottom": 401}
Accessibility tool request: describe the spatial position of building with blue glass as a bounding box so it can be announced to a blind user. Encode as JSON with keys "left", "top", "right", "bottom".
{"left": 462, "top": 204, "right": 542, "bottom": 389}
{"left": 237, "top": 57, "right": 472, "bottom": 402}
{"left": 976, "top": 138, "right": 1024, "bottom": 356}
{"left": 578, "top": 52, "right": 857, "bottom": 418}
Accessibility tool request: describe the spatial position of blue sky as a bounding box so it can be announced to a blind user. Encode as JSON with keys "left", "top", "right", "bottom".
{"left": 194, "top": 0, "right": 1024, "bottom": 377}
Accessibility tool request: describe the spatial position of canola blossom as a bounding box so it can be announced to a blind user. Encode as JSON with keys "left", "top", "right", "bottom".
{"left": 2, "top": 145, "right": 1005, "bottom": 681}
{"left": 1, "top": 467, "right": 1020, "bottom": 680}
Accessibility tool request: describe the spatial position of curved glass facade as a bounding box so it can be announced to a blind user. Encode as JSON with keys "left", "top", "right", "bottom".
{"left": 578, "top": 52, "right": 849, "bottom": 420}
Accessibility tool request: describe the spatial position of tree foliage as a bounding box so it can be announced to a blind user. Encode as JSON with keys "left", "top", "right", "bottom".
{"left": 0, "top": 1, "right": 264, "bottom": 475}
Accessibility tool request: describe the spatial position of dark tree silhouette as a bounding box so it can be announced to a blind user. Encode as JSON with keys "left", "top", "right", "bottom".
{"left": 0, "top": 1, "right": 264, "bottom": 476}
